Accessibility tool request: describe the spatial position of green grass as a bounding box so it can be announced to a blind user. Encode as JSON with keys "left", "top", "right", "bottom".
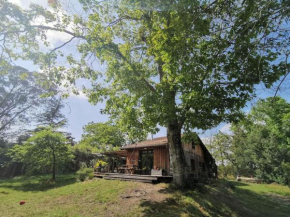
{"left": 0, "top": 174, "right": 136, "bottom": 217}
{"left": 132, "top": 180, "right": 290, "bottom": 217}
{"left": 1, "top": 175, "right": 290, "bottom": 217}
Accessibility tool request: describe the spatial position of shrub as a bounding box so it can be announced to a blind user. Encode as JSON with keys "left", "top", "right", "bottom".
{"left": 94, "top": 160, "right": 107, "bottom": 169}
{"left": 76, "top": 167, "right": 94, "bottom": 182}
{"left": 88, "top": 172, "right": 94, "bottom": 180}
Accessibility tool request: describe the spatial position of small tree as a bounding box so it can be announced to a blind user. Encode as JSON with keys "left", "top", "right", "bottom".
{"left": 208, "top": 132, "right": 233, "bottom": 177}
{"left": 8, "top": 128, "right": 73, "bottom": 180}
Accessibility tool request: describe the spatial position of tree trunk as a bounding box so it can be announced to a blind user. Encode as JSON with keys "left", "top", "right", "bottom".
{"left": 167, "top": 122, "right": 190, "bottom": 187}
{"left": 52, "top": 150, "right": 56, "bottom": 181}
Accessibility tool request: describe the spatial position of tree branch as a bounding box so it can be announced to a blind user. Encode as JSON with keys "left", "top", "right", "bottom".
{"left": 106, "top": 16, "right": 141, "bottom": 27}
{"left": 31, "top": 25, "right": 86, "bottom": 40}
{"left": 49, "top": 36, "right": 76, "bottom": 56}
{"left": 2, "top": 25, "right": 86, "bottom": 40}
{"left": 115, "top": 50, "right": 156, "bottom": 93}
{"left": 0, "top": 105, "right": 33, "bottom": 132}
{"left": 273, "top": 54, "right": 290, "bottom": 99}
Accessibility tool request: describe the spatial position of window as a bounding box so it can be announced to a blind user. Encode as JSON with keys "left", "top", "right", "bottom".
{"left": 191, "top": 159, "right": 196, "bottom": 171}
{"left": 202, "top": 162, "right": 206, "bottom": 171}
{"left": 192, "top": 140, "right": 195, "bottom": 149}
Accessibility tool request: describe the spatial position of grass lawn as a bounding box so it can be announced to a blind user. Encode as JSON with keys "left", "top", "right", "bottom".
{"left": 0, "top": 175, "right": 290, "bottom": 217}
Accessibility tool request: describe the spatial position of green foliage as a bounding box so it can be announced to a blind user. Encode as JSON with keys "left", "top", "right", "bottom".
{"left": 231, "top": 97, "right": 290, "bottom": 184}
{"left": 7, "top": 128, "right": 73, "bottom": 180}
{"left": 35, "top": 96, "right": 67, "bottom": 128}
{"left": 1, "top": 0, "right": 289, "bottom": 135}
{"left": 0, "top": 64, "right": 59, "bottom": 137}
{"left": 76, "top": 167, "right": 94, "bottom": 182}
{"left": 94, "top": 160, "right": 107, "bottom": 169}
{"left": 88, "top": 172, "right": 94, "bottom": 180}
{"left": 71, "top": 144, "right": 97, "bottom": 170}
{"left": 208, "top": 132, "right": 234, "bottom": 177}
{"left": 79, "top": 122, "right": 126, "bottom": 152}
{"left": 281, "top": 162, "right": 290, "bottom": 186}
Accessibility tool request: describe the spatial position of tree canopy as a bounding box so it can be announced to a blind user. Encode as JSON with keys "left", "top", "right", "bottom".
{"left": 8, "top": 128, "right": 73, "bottom": 180}
{"left": 0, "top": 64, "right": 59, "bottom": 137}
{"left": 207, "top": 131, "right": 233, "bottom": 177}
{"left": 79, "top": 122, "right": 126, "bottom": 152}
{"left": 1, "top": 0, "right": 290, "bottom": 185}
{"left": 230, "top": 97, "right": 290, "bottom": 184}
{"left": 35, "top": 96, "right": 67, "bottom": 128}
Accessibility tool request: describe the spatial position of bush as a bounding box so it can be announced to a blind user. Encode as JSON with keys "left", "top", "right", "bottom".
{"left": 76, "top": 167, "right": 94, "bottom": 182}
{"left": 88, "top": 172, "right": 94, "bottom": 180}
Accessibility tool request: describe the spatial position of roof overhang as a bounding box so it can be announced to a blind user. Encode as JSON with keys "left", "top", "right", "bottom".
{"left": 121, "top": 143, "right": 168, "bottom": 150}
{"left": 103, "top": 150, "right": 127, "bottom": 158}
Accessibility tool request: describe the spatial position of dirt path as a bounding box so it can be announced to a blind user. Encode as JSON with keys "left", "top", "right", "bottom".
{"left": 104, "top": 182, "right": 171, "bottom": 217}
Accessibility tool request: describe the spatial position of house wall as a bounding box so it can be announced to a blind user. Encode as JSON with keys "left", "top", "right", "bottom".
{"left": 181, "top": 142, "right": 209, "bottom": 178}
{"left": 125, "top": 142, "right": 211, "bottom": 177}
{"left": 126, "top": 149, "right": 139, "bottom": 166}
{"left": 153, "top": 146, "right": 170, "bottom": 174}
{"left": 125, "top": 146, "right": 170, "bottom": 175}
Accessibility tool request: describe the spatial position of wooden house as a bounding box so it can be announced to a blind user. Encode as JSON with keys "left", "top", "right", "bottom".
{"left": 104, "top": 135, "right": 217, "bottom": 180}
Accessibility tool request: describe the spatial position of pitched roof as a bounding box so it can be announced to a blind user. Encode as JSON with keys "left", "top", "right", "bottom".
{"left": 121, "top": 136, "right": 168, "bottom": 149}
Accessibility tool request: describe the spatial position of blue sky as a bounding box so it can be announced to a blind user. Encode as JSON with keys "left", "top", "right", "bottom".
{"left": 7, "top": 0, "right": 290, "bottom": 141}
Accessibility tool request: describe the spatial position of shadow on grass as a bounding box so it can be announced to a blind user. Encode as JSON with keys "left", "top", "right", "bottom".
{"left": 140, "top": 180, "right": 290, "bottom": 217}
{"left": 140, "top": 197, "right": 205, "bottom": 217}
{"left": 0, "top": 174, "right": 77, "bottom": 192}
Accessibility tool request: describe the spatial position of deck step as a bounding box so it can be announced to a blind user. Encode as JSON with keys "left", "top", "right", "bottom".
{"left": 94, "top": 173, "right": 172, "bottom": 183}
{"left": 105, "top": 174, "right": 158, "bottom": 181}
{"left": 104, "top": 177, "right": 153, "bottom": 183}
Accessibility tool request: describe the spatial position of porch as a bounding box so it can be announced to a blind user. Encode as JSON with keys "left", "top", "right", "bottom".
{"left": 96, "top": 148, "right": 172, "bottom": 183}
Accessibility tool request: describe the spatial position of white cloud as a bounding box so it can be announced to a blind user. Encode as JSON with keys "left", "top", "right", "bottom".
{"left": 58, "top": 84, "right": 88, "bottom": 100}
{"left": 69, "top": 91, "right": 88, "bottom": 100}
{"left": 220, "top": 123, "right": 232, "bottom": 134}
{"left": 9, "top": 0, "right": 48, "bottom": 9}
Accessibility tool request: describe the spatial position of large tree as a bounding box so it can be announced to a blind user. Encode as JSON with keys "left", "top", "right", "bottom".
{"left": 231, "top": 97, "right": 290, "bottom": 184}
{"left": 35, "top": 96, "right": 67, "bottom": 128}
{"left": 1, "top": 0, "right": 290, "bottom": 186}
{"left": 0, "top": 63, "right": 66, "bottom": 138}
{"left": 0, "top": 64, "right": 54, "bottom": 137}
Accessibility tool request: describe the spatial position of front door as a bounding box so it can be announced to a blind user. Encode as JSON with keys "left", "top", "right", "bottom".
{"left": 139, "top": 149, "right": 154, "bottom": 175}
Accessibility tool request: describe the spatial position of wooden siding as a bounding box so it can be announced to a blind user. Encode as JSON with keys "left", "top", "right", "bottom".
{"left": 153, "top": 146, "right": 170, "bottom": 174}
{"left": 125, "top": 146, "right": 170, "bottom": 175}
{"left": 126, "top": 149, "right": 139, "bottom": 166}
{"left": 182, "top": 142, "right": 209, "bottom": 177}
{"left": 182, "top": 142, "right": 204, "bottom": 156}
{"left": 125, "top": 141, "right": 211, "bottom": 177}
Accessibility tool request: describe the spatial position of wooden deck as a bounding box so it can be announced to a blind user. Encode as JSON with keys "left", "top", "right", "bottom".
{"left": 237, "top": 176, "right": 263, "bottom": 184}
{"left": 94, "top": 173, "right": 173, "bottom": 183}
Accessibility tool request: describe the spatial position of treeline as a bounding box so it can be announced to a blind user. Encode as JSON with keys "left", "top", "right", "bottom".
{"left": 0, "top": 66, "right": 145, "bottom": 179}
{"left": 209, "top": 97, "right": 290, "bottom": 185}
{"left": 0, "top": 121, "right": 131, "bottom": 180}
{"left": 0, "top": 64, "right": 128, "bottom": 179}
